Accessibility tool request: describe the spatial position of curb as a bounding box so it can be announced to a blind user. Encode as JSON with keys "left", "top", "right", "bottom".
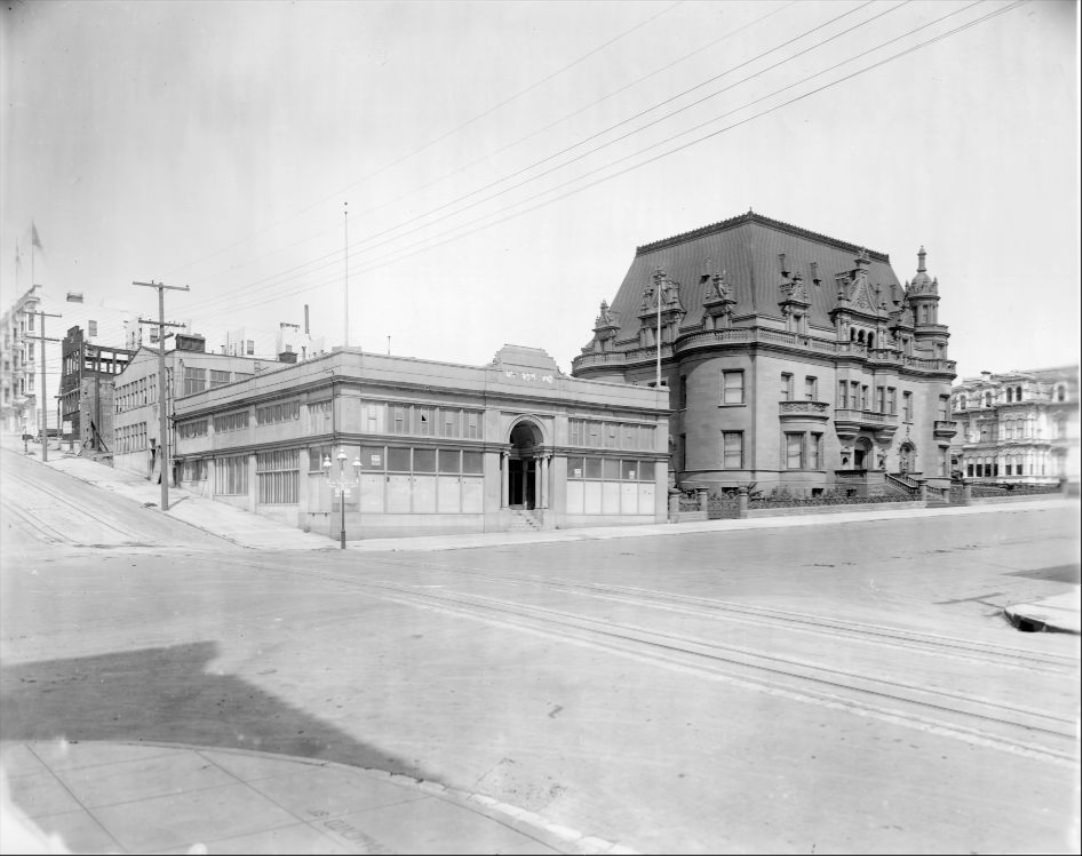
{"left": 72, "top": 740, "right": 639, "bottom": 855}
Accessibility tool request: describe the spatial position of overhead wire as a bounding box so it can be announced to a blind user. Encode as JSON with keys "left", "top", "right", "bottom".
{"left": 189, "top": 0, "right": 1023, "bottom": 321}
{"left": 181, "top": 1, "right": 886, "bottom": 317}
{"left": 344, "top": 0, "right": 1020, "bottom": 279}
{"left": 178, "top": 1, "right": 795, "bottom": 298}
{"left": 177, "top": 3, "right": 795, "bottom": 314}
{"left": 159, "top": 0, "right": 685, "bottom": 282}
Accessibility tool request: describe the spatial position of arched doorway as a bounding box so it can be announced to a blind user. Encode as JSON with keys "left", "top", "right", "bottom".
{"left": 508, "top": 420, "right": 543, "bottom": 509}
{"left": 853, "top": 437, "right": 873, "bottom": 470}
{"left": 898, "top": 441, "right": 916, "bottom": 474}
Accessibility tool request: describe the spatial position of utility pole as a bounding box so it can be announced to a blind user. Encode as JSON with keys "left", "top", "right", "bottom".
{"left": 28, "top": 309, "right": 62, "bottom": 462}
{"left": 133, "top": 280, "right": 189, "bottom": 511}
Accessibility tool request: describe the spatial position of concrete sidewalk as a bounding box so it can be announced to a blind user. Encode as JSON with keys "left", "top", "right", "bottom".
{"left": 1004, "top": 587, "right": 1082, "bottom": 634}
{"left": 14, "top": 441, "right": 1080, "bottom": 554}
{"left": 36, "top": 452, "right": 332, "bottom": 551}
{"left": 0, "top": 740, "right": 626, "bottom": 855}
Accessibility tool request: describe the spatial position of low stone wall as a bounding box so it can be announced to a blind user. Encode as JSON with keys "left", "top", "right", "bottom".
{"left": 965, "top": 493, "right": 1066, "bottom": 507}
{"left": 747, "top": 501, "right": 926, "bottom": 518}
{"left": 668, "top": 510, "right": 708, "bottom": 523}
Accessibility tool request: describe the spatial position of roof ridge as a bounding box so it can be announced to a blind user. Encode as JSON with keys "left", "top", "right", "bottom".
{"left": 635, "top": 211, "right": 891, "bottom": 263}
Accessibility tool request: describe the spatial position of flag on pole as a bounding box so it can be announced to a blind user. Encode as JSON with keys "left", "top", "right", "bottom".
{"left": 32, "top": 223, "right": 43, "bottom": 251}
{"left": 14, "top": 238, "right": 20, "bottom": 271}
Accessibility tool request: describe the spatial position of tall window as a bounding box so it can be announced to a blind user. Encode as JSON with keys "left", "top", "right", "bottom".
{"left": 781, "top": 373, "right": 793, "bottom": 401}
{"left": 722, "top": 431, "right": 743, "bottom": 468}
{"left": 838, "top": 381, "right": 848, "bottom": 409}
{"left": 256, "top": 449, "right": 299, "bottom": 504}
{"left": 903, "top": 391, "right": 913, "bottom": 421}
{"left": 183, "top": 367, "right": 206, "bottom": 396}
{"left": 888, "top": 387, "right": 897, "bottom": 415}
{"left": 441, "top": 408, "right": 459, "bottom": 438}
{"left": 88, "top": 320, "right": 98, "bottom": 337}
{"left": 785, "top": 433, "right": 803, "bottom": 469}
{"left": 804, "top": 376, "right": 817, "bottom": 401}
{"left": 678, "top": 433, "right": 687, "bottom": 471}
{"left": 391, "top": 405, "right": 408, "bottom": 434}
{"left": 638, "top": 424, "right": 656, "bottom": 450}
{"left": 216, "top": 455, "right": 248, "bottom": 495}
{"left": 415, "top": 406, "right": 433, "bottom": 436}
{"left": 361, "top": 402, "right": 383, "bottom": 434}
{"left": 569, "top": 419, "right": 585, "bottom": 446}
{"left": 465, "top": 411, "right": 482, "bottom": 440}
{"left": 876, "top": 386, "right": 885, "bottom": 413}
{"left": 937, "top": 395, "right": 949, "bottom": 420}
{"left": 308, "top": 444, "right": 334, "bottom": 472}
{"left": 679, "top": 375, "right": 688, "bottom": 409}
{"left": 809, "top": 433, "right": 822, "bottom": 470}
{"left": 722, "top": 370, "right": 745, "bottom": 405}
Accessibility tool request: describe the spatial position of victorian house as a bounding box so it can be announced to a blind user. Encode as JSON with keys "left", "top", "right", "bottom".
{"left": 950, "top": 366, "right": 1079, "bottom": 486}
{"left": 572, "top": 211, "right": 958, "bottom": 497}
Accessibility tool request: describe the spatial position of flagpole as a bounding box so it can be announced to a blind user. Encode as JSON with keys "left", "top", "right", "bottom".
{"left": 343, "top": 201, "right": 349, "bottom": 348}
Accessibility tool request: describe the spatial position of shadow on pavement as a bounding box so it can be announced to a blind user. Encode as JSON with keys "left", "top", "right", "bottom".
{"left": 0, "top": 640, "right": 428, "bottom": 779}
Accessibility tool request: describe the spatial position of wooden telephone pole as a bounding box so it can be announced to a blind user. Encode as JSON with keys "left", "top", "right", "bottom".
{"left": 133, "top": 280, "right": 189, "bottom": 511}
{"left": 27, "top": 309, "right": 62, "bottom": 462}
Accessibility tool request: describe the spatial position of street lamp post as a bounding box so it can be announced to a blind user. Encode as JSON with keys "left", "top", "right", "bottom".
{"left": 323, "top": 448, "right": 361, "bottom": 549}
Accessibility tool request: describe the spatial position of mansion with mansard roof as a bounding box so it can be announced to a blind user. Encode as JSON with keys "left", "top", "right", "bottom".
{"left": 572, "top": 211, "right": 958, "bottom": 497}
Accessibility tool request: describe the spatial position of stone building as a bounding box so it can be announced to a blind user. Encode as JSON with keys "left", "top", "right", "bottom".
{"left": 171, "top": 345, "right": 669, "bottom": 539}
{"left": 572, "top": 211, "right": 958, "bottom": 496}
{"left": 950, "top": 366, "right": 1079, "bottom": 485}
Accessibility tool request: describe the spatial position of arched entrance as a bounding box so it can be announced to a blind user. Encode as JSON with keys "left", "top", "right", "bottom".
{"left": 898, "top": 441, "right": 916, "bottom": 474}
{"left": 853, "top": 437, "right": 873, "bottom": 470}
{"left": 508, "top": 420, "right": 543, "bottom": 509}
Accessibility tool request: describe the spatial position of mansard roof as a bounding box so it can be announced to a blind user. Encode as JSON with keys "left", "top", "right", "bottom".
{"left": 602, "top": 211, "right": 904, "bottom": 343}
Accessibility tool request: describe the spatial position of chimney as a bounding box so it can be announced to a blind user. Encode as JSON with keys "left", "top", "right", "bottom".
{"left": 304, "top": 304, "right": 310, "bottom": 335}
{"left": 175, "top": 333, "right": 206, "bottom": 353}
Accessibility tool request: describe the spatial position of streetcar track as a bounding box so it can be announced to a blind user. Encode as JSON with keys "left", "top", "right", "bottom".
{"left": 213, "top": 554, "right": 1080, "bottom": 767}
{"left": 364, "top": 555, "right": 1079, "bottom": 673}
{"left": 2, "top": 469, "right": 154, "bottom": 544}
{"left": 0, "top": 497, "right": 68, "bottom": 544}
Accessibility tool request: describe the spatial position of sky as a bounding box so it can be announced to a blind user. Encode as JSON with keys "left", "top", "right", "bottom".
{"left": 2, "top": 0, "right": 1079, "bottom": 385}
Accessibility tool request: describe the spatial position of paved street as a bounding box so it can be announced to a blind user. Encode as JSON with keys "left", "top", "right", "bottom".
{"left": 1, "top": 448, "right": 1079, "bottom": 853}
